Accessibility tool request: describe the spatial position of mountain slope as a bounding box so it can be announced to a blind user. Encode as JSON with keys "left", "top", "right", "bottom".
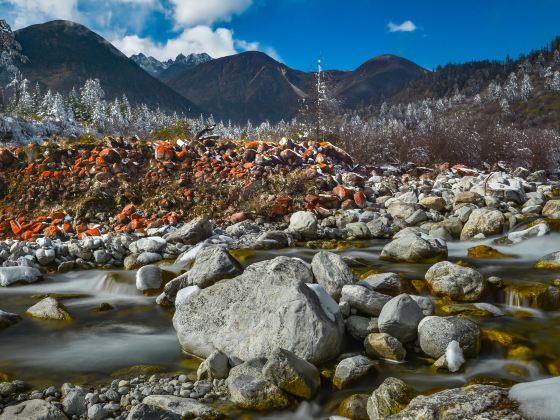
{"left": 15, "top": 20, "right": 202, "bottom": 114}
{"left": 166, "top": 51, "right": 313, "bottom": 123}
{"left": 335, "top": 54, "right": 428, "bottom": 107}
{"left": 166, "top": 52, "right": 426, "bottom": 123}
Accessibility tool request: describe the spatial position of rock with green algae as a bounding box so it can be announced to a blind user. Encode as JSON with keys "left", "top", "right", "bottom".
{"left": 467, "top": 245, "right": 514, "bottom": 259}
{"left": 425, "top": 261, "right": 486, "bottom": 302}
{"left": 535, "top": 251, "right": 560, "bottom": 270}
{"left": 366, "top": 377, "right": 416, "bottom": 419}
{"left": 26, "top": 297, "right": 72, "bottom": 321}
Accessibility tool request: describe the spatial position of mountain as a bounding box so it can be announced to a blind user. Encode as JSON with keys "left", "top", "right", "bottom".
{"left": 334, "top": 54, "right": 429, "bottom": 108}
{"left": 166, "top": 51, "right": 426, "bottom": 123}
{"left": 166, "top": 51, "right": 314, "bottom": 123}
{"left": 131, "top": 52, "right": 212, "bottom": 79}
{"left": 14, "top": 20, "right": 202, "bottom": 114}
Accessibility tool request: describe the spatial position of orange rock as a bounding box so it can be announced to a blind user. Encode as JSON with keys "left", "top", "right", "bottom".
{"left": 333, "top": 185, "right": 352, "bottom": 200}
{"left": 354, "top": 191, "right": 366, "bottom": 208}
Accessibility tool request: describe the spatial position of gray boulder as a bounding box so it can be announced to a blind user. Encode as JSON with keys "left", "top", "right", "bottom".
{"left": 135, "top": 265, "right": 162, "bottom": 291}
{"left": 311, "top": 251, "right": 355, "bottom": 300}
{"left": 360, "top": 272, "right": 401, "bottom": 295}
{"left": 364, "top": 333, "right": 406, "bottom": 362}
{"left": 418, "top": 316, "right": 481, "bottom": 358}
{"left": 164, "top": 217, "right": 213, "bottom": 244}
{"left": 0, "top": 399, "right": 67, "bottom": 420}
{"left": 460, "top": 208, "right": 505, "bottom": 240}
{"left": 173, "top": 257, "right": 344, "bottom": 364}
{"left": 333, "top": 355, "right": 373, "bottom": 389}
{"left": 186, "top": 246, "right": 243, "bottom": 289}
{"left": 288, "top": 211, "right": 318, "bottom": 238}
{"left": 0, "top": 266, "right": 42, "bottom": 287}
{"left": 346, "top": 316, "right": 379, "bottom": 341}
{"left": 341, "top": 285, "right": 391, "bottom": 316}
{"left": 197, "top": 350, "right": 230, "bottom": 381}
{"left": 425, "top": 261, "right": 486, "bottom": 301}
{"left": 378, "top": 294, "right": 424, "bottom": 343}
{"left": 127, "top": 403, "right": 180, "bottom": 420}
{"left": 380, "top": 233, "right": 447, "bottom": 263}
{"left": 226, "top": 359, "right": 291, "bottom": 410}
{"left": 61, "top": 384, "right": 88, "bottom": 417}
{"left": 36, "top": 248, "right": 56, "bottom": 265}
{"left": 262, "top": 348, "right": 321, "bottom": 399}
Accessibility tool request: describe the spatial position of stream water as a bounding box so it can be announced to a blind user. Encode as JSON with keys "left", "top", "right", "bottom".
{"left": 1, "top": 231, "right": 560, "bottom": 416}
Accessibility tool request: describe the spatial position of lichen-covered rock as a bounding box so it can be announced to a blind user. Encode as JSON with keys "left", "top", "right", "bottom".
{"left": 364, "top": 333, "right": 406, "bottom": 362}
{"left": 394, "top": 384, "right": 521, "bottom": 419}
{"left": 262, "top": 348, "right": 320, "bottom": 400}
{"left": 460, "top": 208, "right": 505, "bottom": 240}
{"left": 173, "top": 257, "right": 344, "bottom": 364}
{"left": 367, "top": 377, "right": 415, "bottom": 420}
{"left": 425, "top": 261, "right": 486, "bottom": 301}
{"left": 333, "top": 355, "right": 373, "bottom": 389}
{"left": 26, "top": 297, "right": 72, "bottom": 321}
{"left": 418, "top": 316, "right": 480, "bottom": 358}
{"left": 226, "top": 359, "right": 292, "bottom": 411}
{"left": 542, "top": 200, "right": 560, "bottom": 219}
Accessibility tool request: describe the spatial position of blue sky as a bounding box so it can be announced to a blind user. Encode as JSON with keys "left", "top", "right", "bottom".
{"left": 1, "top": 0, "right": 559, "bottom": 71}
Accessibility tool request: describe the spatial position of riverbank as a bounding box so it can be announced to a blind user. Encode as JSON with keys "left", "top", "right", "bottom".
{"left": 1, "top": 137, "right": 560, "bottom": 419}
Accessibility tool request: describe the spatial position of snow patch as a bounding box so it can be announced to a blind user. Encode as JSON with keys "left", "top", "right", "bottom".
{"left": 509, "top": 377, "right": 560, "bottom": 419}
{"left": 306, "top": 283, "right": 340, "bottom": 322}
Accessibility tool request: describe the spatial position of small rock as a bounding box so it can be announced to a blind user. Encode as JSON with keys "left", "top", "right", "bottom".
{"left": 378, "top": 294, "right": 424, "bottom": 343}
{"left": 311, "top": 251, "right": 355, "bottom": 300}
{"left": 135, "top": 265, "right": 162, "bottom": 291}
{"left": 26, "top": 297, "right": 72, "bottom": 321}
{"left": 333, "top": 355, "right": 373, "bottom": 389}
{"left": 364, "top": 333, "right": 406, "bottom": 362}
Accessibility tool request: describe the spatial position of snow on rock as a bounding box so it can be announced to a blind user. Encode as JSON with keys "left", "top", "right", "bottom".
{"left": 0, "top": 266, "right": 42, "bottom": 287}
{"left": 306, "top": 283, "right": 341, "bottom": 323}
{"left": 175, "top": 286, "right": 201, "bottom": 307}
{"left": 445, "top": 340, "right": 465, "bottom": 372}
{"left": 509, "top": 377, "right": 560, "bottom": 419}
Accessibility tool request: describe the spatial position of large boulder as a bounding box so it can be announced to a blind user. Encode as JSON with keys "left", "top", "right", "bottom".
{"left": 460, "top": 208, "right": 505, "bottom": 240}
{"left": 341, "top": 285, "right": 391, "bottom": 316}
{"left": 173, "top": 257, "right": 344, "bottom": 364}
{"left": 311, "top": 251, "right": 355, "bottom": 300}
{"left": 164, "top": 217, "right": 212, "bottom": 244}
{"left": 394, "top": 384, "right": 521, "bottom": 419}
{"left": 418, "top": 316, "right": 480, "bottom": 358}
{"left": 141, "top": 395, "right": 221, "bottom": 419}
{"left": 0, "top": 266, "right": 42, "bottom": 287}
{"left": 0, "top": 399, "right": 67, "bottom": 420}
{"left": 186, "top": 246, "right": 243, "bottom": 289}
{"left": 378, "top": 294, "right": 424, "bottom": 343}
{"left": 26, "top": 298, "right": 72, "bottom": 321}
{"left": 367, "top": 377, "right": 415, "bottom": 419}
{"left": 380, "top": 233, "right": 447, "bottom": 263}
{"left": 425, "top": 261, "right": 486, "bottom": 301}
{"left": 226, "top": 359, "right": 291, "bottom": 411}
{"left": 262, "top": 348, "right": 321, "bottom": 399}
{"left": 288, "top": 211, "right": 318, "bottom": 238}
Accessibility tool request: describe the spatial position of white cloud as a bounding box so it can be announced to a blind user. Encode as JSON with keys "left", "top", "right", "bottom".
{"left": 1, "top": 0, "right": 79, "bottom": 29}
{"left": 388, "top": 20, "right": 417, "bottom": 33}
{"left": 169, "top": 0, "right": 253, "bottom": 26}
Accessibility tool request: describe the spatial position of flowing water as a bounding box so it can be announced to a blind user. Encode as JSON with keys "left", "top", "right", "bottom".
{"left": 1, "top": 231, "right": 560, "bottom": 416}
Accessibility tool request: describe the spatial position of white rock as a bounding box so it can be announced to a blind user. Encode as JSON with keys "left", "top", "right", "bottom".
{"left": 0, "top": 266, "right": 42, "bottom": 287}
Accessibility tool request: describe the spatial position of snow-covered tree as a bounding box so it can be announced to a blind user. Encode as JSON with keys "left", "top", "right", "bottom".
{"left": 519, "top": 74, "right": 533, "bottom": 101}
{"left": 504, "top": 72, "right": 519, "bottom": 101}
